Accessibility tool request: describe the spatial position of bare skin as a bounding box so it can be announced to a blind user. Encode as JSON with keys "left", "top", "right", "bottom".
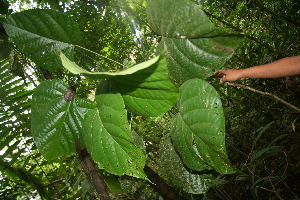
{"left": 215, "top": 55, "right": 300, "bottom": 83}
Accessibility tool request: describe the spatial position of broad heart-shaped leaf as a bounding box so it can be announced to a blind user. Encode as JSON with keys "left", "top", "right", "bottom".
{"left": 147, "top": 0, "right": 243, "bottom": 82}
{"left": 61, "top": 52, "right": 179, "bottom": 117}
{"left": 158, "top": 34, "right": 243, "bottom": 83}
{"left": 171, "top": 79, "right": 236, "bottom": 174}
{"left": 31, "top": 80, "right": 95, "bottom": 160}
{"left": 147, "top": 0, "right": 217, "bottom": 38}
{"left": 3, "top": 9, "right": 82, "bottom": 71}
{"left": 82, "top": 79, "right": 147, "bottom": 179}
{"left": 111, "top": 55, "right": 178, "bottom": 117}
{"left": 159, "top": 135, "right": 216, "bottom": 194}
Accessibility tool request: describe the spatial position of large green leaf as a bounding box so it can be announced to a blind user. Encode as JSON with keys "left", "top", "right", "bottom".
{"left": 171, "top": 79, "right": 235, "bottom": 174}
{"left": 3, "top": 9, "right": 82, "bottom": 71}
{"left": 31, "top": 80, "right": 95, "bottom": 160}
{"left": 61, "top": 52, "right": 179, "bottom": 117}
{"left": 147, "top": 0, "right": 243, "bottom": 82}
{"left": 159, "top": 135, "right": 216, "bottom": 194}
{"left": 111, "top": 55, "right": 178, "bottom": 117}
{"left": 82, "top": 79, "right": 147, "bottom": 179}
{"left": 147, "top": 0, "right": 243, "bottom": 39}
{"left": 159, "top": 36, "right": 242, "bottom": 82}
{"left": 147, "top": 0, "right": 217, "bottom": 38}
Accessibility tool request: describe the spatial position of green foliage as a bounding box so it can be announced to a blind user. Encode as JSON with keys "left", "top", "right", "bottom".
{"left": 0, "top": 58, "right": 47, "bottom": 198}
{"left": 171, "top": 79, "right": 235, "bottom": 174}
{"left": 147, "top": 0, "right": 215, "bottom": 38}
{"left": 200, "top": 0, "right": 300, "bottom": 199}
{"left": 28, "top": 4, "right": 237, "bottom": 195}
{"left": 3, "top": 9, "right": 82, "bottom": 71}
{"left": 83, "top": 79, "right": 146, "bottom": 179}
{"left": 244, "top": 122, "right": 287, "bottom": 199}
{"left": 0, "top": 0, "right": 9, "bottom": 15}
{"left": 2, "top": 0, "right": 274, "bottom": 199}
{"left": 31, "top": 79, "right": 95, "bottom": 160}
{"left": 160, "top": 135, "right": 216, "bottom": 194}
{"left": 0, "top": 31, "right": 11, "bottom": 60}
{"left": 110, "top": 56, "right": 178, "bottom": 117}
{"left": 158, "top": 37, "right": 242, "bottom": 82}
{"left": 148, "top": 0, "right": 243, "bottom": 83}
{"left": 60, "top": 52, "right": 163, "bottom": 78}
{"left": 61, "top": 52, "right": 178, "bottom": 117}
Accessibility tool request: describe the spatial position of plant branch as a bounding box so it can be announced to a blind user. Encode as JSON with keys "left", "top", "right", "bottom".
{"left": 225, "top": 83, "right": 300, "bottom": 112}
{"left": 202, "top": 10, "right": 283, "bottom": 55}
{"left": 76, "top": 139, "right": 111, "bottom": 200}
{"left": 253, "top": 0, "right": 300, "bottom": 27}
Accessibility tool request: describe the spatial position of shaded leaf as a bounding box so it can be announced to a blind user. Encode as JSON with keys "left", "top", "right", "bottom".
{"left": 0, "top": 33, "right": 11, "bottom": 60}
{"left": 0, "top": 0, "right": 9, "bottom": 15}
{"left": 3, "top": 9, "right": 82, "bottom": 71}
{"left": 103, "top": 175, "right": 127, "bottom": 194}
{"left": 82, "top": 79, "right": 147, "bottom": 179}
{"left": 171, "top": 79, "right": 235, "bottom": 174}
{"left": 159, "top": 135, "right": 216, "bottom": 194}
{"left": 31, "top": 80, "right": 95, "bottom": 160}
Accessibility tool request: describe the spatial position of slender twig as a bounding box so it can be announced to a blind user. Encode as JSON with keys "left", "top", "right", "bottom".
{"left": 263, "top": 162, "right": 283, "bottom": 200}
{"left": 73, "top": 44, "right": 125, "bottom": 67}
{"left": 256, "top": 186, "right": 275, "bottom": 193}
{"left": 225, "top": 83, "right": 300, "bottom": 113}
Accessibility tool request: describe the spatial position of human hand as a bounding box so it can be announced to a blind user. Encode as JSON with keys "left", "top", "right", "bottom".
{"left": 214, "top": 69, "right": 246, "bottom": 83}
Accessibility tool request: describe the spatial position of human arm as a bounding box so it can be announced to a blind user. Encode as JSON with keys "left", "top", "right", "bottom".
{"left": 215, "top": 55, "right": 300, "bottom": 83}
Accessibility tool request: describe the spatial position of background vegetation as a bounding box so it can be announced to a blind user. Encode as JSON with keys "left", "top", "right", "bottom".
{"left": 0, "top": 0, "right": 300, "bottom": 199}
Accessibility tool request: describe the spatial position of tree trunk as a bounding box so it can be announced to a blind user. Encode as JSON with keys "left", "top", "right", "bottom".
{"left": 76, "top": 140, "right": 111, "bottom": 200}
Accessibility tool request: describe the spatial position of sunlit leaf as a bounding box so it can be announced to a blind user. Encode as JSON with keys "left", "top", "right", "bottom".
{"left": 147, "top": 0, "right": 243, "bottom": 82}
{"left": 82, "top": 79, "right": 147, "bottom": 179}
{"left": 160, "top": 36, "right": 242, "bottom": 82}
{"left": 171, "top": 79, "right": 236, "bottom": 174}
{"left": 60, "top": 51, "right": 161, "bottom": 79}
{"left": 31, "top": 80, "right": 95, "bottom": 160}
{"left": 147, "top": 0, "right": 217, "bottom": 38}
{"left": 61, "top": 52, "right": 179, "bottom": 117}
{"left": 3, "top": 9, "right": 82, "bottom": 70}
{"left": 111, "top": 56, "right": 178, "bottom": 117}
